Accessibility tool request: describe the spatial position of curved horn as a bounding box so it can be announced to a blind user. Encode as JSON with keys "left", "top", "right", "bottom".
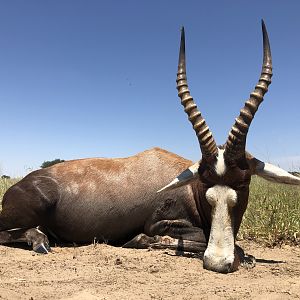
{"left": 177, "top": 27, "right": 218, "bottom": 158}
{"left": 224, "top": 20, "right": 273, "bottom": 161}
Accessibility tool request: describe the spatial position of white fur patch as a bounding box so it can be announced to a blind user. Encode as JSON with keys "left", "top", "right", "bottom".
{"left": 204, "top": 185, "right": 237, "bottom": 272}
{"left": 215, "top": 149, "right": 226, "bottom": 176}
{"left": 206, "top": 185, "right": 237, "bottom": 207}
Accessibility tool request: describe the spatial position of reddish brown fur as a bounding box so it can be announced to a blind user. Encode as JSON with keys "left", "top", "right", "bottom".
{"left": 0, "top": 148, "right": 206, "bottom": 245}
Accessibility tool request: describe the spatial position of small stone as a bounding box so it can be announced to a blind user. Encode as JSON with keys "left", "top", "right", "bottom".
{"left": 149, "top": 265, "right": 159, "bottom": 273}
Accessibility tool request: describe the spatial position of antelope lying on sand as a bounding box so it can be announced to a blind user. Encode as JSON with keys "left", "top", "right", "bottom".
{"left": 0, "top": 21, "right": 299, "bottom": 273}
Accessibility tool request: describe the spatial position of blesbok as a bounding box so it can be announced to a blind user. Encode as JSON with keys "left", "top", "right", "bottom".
{"left": 0, "top": 21, "right": 299, "bottom": 273}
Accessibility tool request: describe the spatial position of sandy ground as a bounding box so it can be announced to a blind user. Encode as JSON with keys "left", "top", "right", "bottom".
{"left": 0, "top": 241, "right": 299, "bottom": 300}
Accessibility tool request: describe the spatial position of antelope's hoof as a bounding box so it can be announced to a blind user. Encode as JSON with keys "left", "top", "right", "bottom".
{"left": 241, "top": 254, "right": 256, "bottom": 269}
{"left": 33, "top": 242, "right": 51, "bottom": 254}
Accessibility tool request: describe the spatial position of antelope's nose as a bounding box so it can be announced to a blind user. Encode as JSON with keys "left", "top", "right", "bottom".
{"left": 203, "top": 254, "right": 236, "bottom": 274}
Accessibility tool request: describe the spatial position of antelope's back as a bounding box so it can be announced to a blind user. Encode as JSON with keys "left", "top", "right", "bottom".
{"left": 38, "top": 147, "right": 192, "bottom": 242}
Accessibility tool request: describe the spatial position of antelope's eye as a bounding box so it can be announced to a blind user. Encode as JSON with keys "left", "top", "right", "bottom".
{"left": 200, "top": 174, "right": 215, "bottom": 187}
{"left": 202, "top": 166, "right": 214, "bottom": 176}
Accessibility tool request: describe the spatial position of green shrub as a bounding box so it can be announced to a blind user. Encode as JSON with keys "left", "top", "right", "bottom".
{"left": 40, "top": 159, "right": 65, "bottom": 169}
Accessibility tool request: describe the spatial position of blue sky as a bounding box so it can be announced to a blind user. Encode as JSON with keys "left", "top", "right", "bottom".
{"left": 0, "top": 1, "right": 299, "bottom": 176}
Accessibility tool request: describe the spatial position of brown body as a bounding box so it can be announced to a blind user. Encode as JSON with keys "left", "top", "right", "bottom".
{"left": 0, "top": 148, "right": 206, "bottom": 245}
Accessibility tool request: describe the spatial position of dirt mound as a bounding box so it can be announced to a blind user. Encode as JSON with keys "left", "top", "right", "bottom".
{"left": 0, "top": 241, "right": 299, "bottom": 299}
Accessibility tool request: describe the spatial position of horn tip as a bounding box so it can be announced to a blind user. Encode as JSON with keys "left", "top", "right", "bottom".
{"left": 157, "top": 185, "right": 169, "bottom": 193}
{"left": 261, "top": 19, "right": 267, "bottom": 33}
{"left": 260, "top": 19, "right": 272, "bottom": 64}
{"left": 180, "top": 26, "right": 185, "bottom": 41}
{"left": 156, "top": 188, "right": 164, "bottom": 193}
{"left": 179, "top": 26, "right": 186, "bottom": 66}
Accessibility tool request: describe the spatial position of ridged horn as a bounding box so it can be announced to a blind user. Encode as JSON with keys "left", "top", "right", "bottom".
{"left": 177, "top": 27, "right": 218, "bottom": 158}
{"left": 224, "top": 20, "right": 273, "bottom": 161}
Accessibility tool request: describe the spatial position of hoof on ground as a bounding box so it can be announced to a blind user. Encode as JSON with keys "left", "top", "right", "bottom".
{"left": 33, "top": 243, "right": 51, "bottom": 254}
{"left": 241, "top": 254, "right": 256, "bottom": 269}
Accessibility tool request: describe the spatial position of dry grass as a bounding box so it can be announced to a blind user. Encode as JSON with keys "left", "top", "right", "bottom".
{"left": 1, "top": 176, "right": 299, "bottom": 245}
{"left": 239, "top": 176, "right": 300, "bottom": 245}
{"left": 0, "top": 178, "right": 19, "bottom": 208}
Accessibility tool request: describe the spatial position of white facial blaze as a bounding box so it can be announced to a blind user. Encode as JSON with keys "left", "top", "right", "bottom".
{"left": 215, "top": 149, "right": 226, "bottom": 176}
{"left": 204, "top": 185, "right": 237, "bottom": 272}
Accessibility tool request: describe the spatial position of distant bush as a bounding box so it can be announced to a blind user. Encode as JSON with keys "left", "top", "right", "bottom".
{"left": 40, "top": 159, "right": 65, "bottom": 169}
{"left": 1, "top": 175, "right": 10, "bottom": 179}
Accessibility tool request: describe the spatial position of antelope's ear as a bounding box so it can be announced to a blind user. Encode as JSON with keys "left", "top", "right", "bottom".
{"left": 246, "top": 153, "right": 300, "bottom": 185}
{"left": 157, "top": 162, "right": 199, "bottom": 193}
